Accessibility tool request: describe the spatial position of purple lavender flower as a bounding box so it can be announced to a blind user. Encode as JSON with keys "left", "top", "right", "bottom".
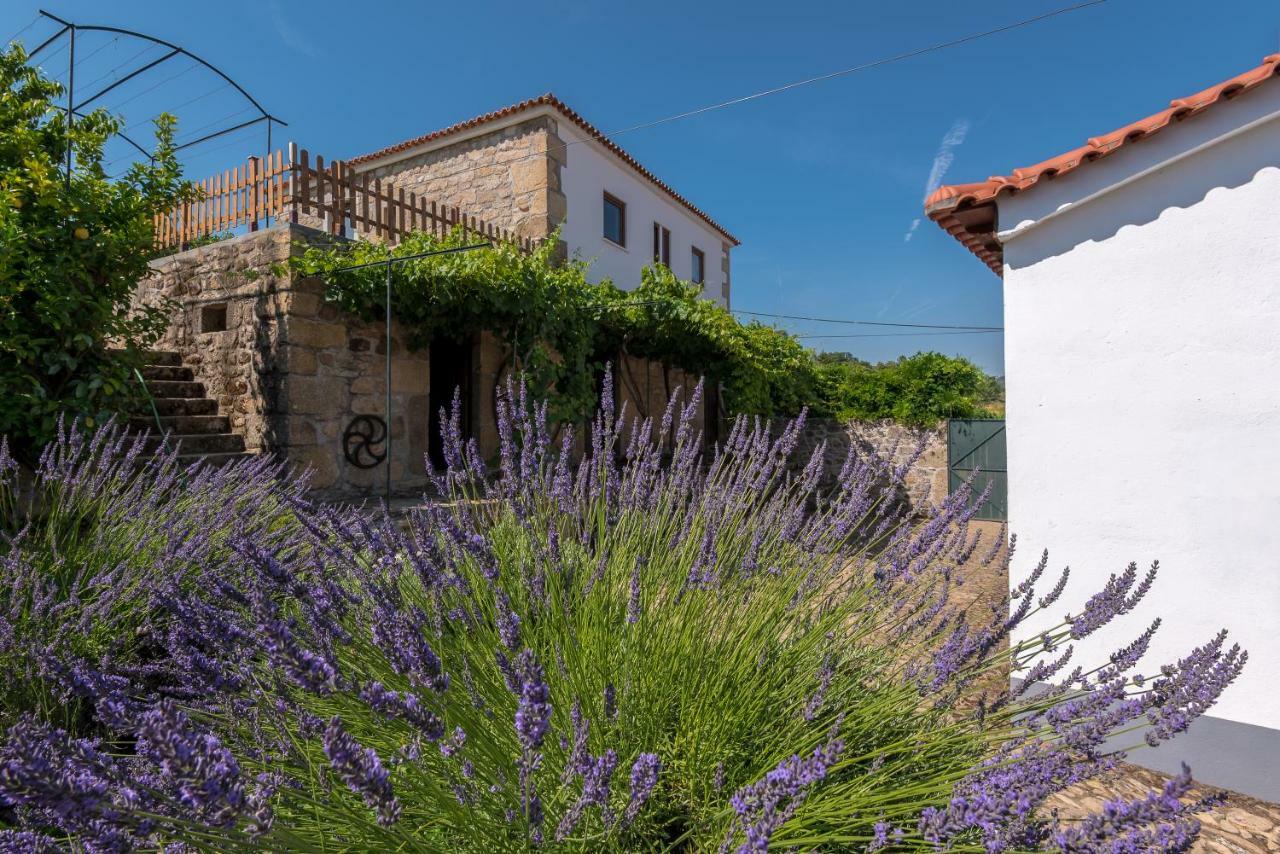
{"left": 0, "top": 718, "right": 130, "bottom": 846}
{"left": 603, "top": 683, "right": 618, "bottom": 723}
{"left": 622, "top": 753, "right": 661, "bottom": 828}
{"left": 1052, "top": 763, "right": 1215, "bottom": 852}
{"left": 802, "top": 656, "right": 835, "bottom": 722}
{"left": 322, "top": 716, "right": 400, "bottom": 826}
{"left": 135, "top": 700, "right": 246, "bottom": 826}
{"left": 438, "top": 726, "right": 467, "bottom": 758}
{"left": 514, "top": 650, "right": 552, "bottom": 753}
{"left": 868, "top": 819, "right": 903, "bottom": 851}
{"left": 556, "top": 748, "right": 619, "bottom": 839}
{"left": 627, "top": 559, "right": 643, "bottom": 625}
{"left": 562, "top": 699, "right": 590, "bottom": 783}
{"left": 724, "top": 738, "right": 843, "bottom": 853}
{"left": 495, "top": 590, "right": 521, "bottom": 652}
{"left": 359, "top": 682, "right": 445, "bottom": 741}
{"left": 1068, "top": 562, "right": 1156, "bottom": 639}
{"left": 0, "top": 830, "right": 60, "bottom": 852}
{"left": 371, "top": 611, "right": 449, "bottom": 694}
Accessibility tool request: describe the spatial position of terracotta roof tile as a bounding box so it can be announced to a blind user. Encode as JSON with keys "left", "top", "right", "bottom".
{"left": 349, "top": 94, "right": 740, "bottom": 245}
{"left": 925, "top": 54, "right": 1280, "bottom": 274}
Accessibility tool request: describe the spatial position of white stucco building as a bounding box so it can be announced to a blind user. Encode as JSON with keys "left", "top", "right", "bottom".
{"left": 347, "top": 94, "right": 737, "bottom": 304}
{"left": 926, "top": 54, "right": 1280, "bottom": 800}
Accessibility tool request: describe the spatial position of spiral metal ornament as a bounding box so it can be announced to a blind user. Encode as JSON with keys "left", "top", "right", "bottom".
{"left": 342, "top": 415, "right": 387, "bottom": 468}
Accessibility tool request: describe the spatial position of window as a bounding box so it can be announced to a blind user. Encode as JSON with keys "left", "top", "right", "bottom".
{"left": 603, "top": 193, "right": 626, "bottom": 246}
{"left": 652, "top": 223, "right": 671, "bottom": 266}
{"left": 200, "top": 303, "right": 228, "bottom": 333}
{"left": 691, "top": 247, "right": 705, "bottom": 284}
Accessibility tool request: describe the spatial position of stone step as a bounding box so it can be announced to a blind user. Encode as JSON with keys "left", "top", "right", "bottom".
{"left": 178, "top": 451, "right": 258, "bottom": 470}
{"left": 148, "top": 433, "right": 246, "bottom": 455}
{"left": 146, "top": 380, "right": 205, "bottom": 399}
{"left": 128, "top": 415, "right": 231, "bottom": 435}
{"left": 139, "top": 364, "right": 194, "bottom": 382}
{"left": 142, "top": 350, "right": 183, "bottom": 367}
{"left": 151, "top": 397, "right": 218, "bottom": 417}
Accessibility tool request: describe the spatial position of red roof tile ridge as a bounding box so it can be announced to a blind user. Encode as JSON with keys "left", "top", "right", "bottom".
{"left": 923, "top": 54, "right": 1280, "bottom": 274}
{"left": 347, "top": 93, "right": 739, "bottom": 245}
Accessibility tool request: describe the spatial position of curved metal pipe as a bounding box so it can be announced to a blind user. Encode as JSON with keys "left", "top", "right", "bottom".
{"left": 37, "top": 10, "right": 286, "bottom": 127}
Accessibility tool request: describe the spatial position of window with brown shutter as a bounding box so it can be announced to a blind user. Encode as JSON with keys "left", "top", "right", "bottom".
{"left": 652, "top": 223, "right": 671, "bottom": 266}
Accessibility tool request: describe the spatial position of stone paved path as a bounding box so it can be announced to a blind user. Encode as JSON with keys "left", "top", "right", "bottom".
{"left": 1047, "top": 763, "right": 1280, "bottom": 852}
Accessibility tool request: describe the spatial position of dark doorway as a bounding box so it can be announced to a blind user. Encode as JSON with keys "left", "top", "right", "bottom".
{"left": 428, "top": 336, "right": 474, "bottom": 471}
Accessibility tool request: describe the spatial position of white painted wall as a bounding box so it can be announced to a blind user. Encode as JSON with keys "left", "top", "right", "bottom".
{"left": 554, "top": 115, "right": 731, "bottom": 304}
{"left": 999, "top": 84, "right": 1280, "bottom": 734}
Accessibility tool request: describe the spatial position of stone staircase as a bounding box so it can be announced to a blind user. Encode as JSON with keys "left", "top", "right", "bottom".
{"left": 129, "top": 350, "right": 255, "bottom": 467}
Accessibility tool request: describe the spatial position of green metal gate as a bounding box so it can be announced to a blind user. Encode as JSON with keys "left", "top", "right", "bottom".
{"left": 948, "top": 419, "right": 1007, "bottom": 521}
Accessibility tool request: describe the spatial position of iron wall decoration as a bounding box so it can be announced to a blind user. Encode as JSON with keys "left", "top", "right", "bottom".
{"left": 343, "top": 415, "right": 388, "bottom": 469}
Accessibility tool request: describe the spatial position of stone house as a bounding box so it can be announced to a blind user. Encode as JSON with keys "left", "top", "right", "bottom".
{"left": 346, "top": 94, "right": 739, "bottom": 305}
{"left": 925, "top": 53, "right": 1280, "bottom": 800}
{"left": 138, "top": 95, "right": 735, "bottom": 501}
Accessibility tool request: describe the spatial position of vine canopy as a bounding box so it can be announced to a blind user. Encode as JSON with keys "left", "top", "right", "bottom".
{"left": 291, "top": 231, "right": 821, "bottom": 424}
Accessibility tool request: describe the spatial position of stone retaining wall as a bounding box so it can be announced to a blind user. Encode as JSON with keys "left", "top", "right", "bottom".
{"left": 137, "top": 225, "right": 436, "bottom": 498}
{"left": 136, "top": 224, "right": 702, "bottom": 500}
{"left": 780, "top": 417, "right": 949, "bottom": 512}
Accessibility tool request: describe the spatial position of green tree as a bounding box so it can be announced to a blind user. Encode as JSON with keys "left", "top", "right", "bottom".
{"left": 824, "top": 351, "right": 994, "bottom": 425}
{"left": 0, "top": 43, "right": 192, "bottom": 460}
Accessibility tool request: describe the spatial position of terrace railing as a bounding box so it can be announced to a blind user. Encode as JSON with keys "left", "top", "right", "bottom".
{"left": 153, "top": 144, "right": 537, "bottom": 254}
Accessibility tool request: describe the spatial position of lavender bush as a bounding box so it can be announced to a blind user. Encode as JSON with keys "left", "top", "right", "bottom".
{"left": 0, "top": 376, "right": 1246, "bottom": 851}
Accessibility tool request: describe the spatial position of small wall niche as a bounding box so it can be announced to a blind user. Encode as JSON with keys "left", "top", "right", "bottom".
{"left": 200, "top": 303, "right": 228, "bottom": 333}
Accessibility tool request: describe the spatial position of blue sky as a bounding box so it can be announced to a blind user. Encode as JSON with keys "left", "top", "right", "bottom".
{"left": 6, "top": 0, "right": 1278, "bottom": 373}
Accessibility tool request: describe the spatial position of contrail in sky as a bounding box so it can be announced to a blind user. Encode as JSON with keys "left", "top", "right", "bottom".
{"left": 904, "top": 118, "right": 970, "bottom": 242}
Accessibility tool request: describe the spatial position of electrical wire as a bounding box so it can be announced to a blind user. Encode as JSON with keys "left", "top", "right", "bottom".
{"left": 77, "top": 42, "right": 160, "bottom": 93}
{"left": 795, "top": 330, "right": 998, "bottom": 339}
{"left": 5, "top": 16, "right": 41, "bottom": 45}
{"left": 68, "top": 33, "right": 120, "bottom": 71}
{"left": 733, "top": 309, "right": 1001, "bottom": 331}
{"left": 173, "top": 106, "right": 255, "bottom": 145}
{"left": 338, "top": 1, "right": 1107, "bottom": 197}
{"left": 101, "top": 60, "right": 199, "bottom": 113}
{"left": 605, "top": 1, "right": 1105, "bottom": 139}
{"left": 124, "top": 81, "right": 232, "bottom": 134}
{"left": 31, "top": 38, "right": 69, "bottom": 76}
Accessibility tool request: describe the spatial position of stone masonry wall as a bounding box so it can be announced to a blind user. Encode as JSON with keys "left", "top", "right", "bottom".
{"left": 137, "top": 224, "right": 703, "bottom": 500}
{"left": 138, "top": 225, "right": 432, "bottom": 499}
{"left": 357, "top": 115, "right": 566, "bottom": 243}
{"left": 780, "top": 417, "right": 949, "bottom": 513}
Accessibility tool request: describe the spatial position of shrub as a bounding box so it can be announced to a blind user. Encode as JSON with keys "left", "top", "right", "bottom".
{"left": 0, "top": 379, "right": 1244, "bottom": 851}
{"left": 819, "top": 351, "right": 997, "bottom": 426}
{"left": 0, "top": 44, "right": 193, "bottom": 462}
{"left": 0, "top": 424, "right": 305, "bottom": 734}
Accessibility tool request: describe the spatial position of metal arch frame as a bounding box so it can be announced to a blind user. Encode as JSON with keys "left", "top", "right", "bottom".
{"left": 29, "top": 9, "right": 286, "bottom": 182}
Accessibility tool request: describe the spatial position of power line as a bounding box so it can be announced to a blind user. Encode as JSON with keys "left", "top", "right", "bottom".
{"left": 733, "top": 309, "right": 1001, "bottom": 331}
{"left": 605, "top": 0, "right": 1105, "bottom": 138}
{"left": 173, "top": 105, "right": 255, "bottom": 144}
{"left": 69, "top": 33, "right": 120, "bottom": 71}
{"left": 101, "top": 60, "right": 199, "bottom": 113}
{"left": 337, "top": 0, "right": 1106, "bottom": 196}
{"left": 6, "top": 15, "right": 41, "bottom": 45}
{"left": 797, "top": 330, "right": 998, "bottom": 339}
{"left": 124, "top": 81, "right": 232, "bottom": 134}
{"left": 77, "top": 42, "right": 160, "bottom": 93}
